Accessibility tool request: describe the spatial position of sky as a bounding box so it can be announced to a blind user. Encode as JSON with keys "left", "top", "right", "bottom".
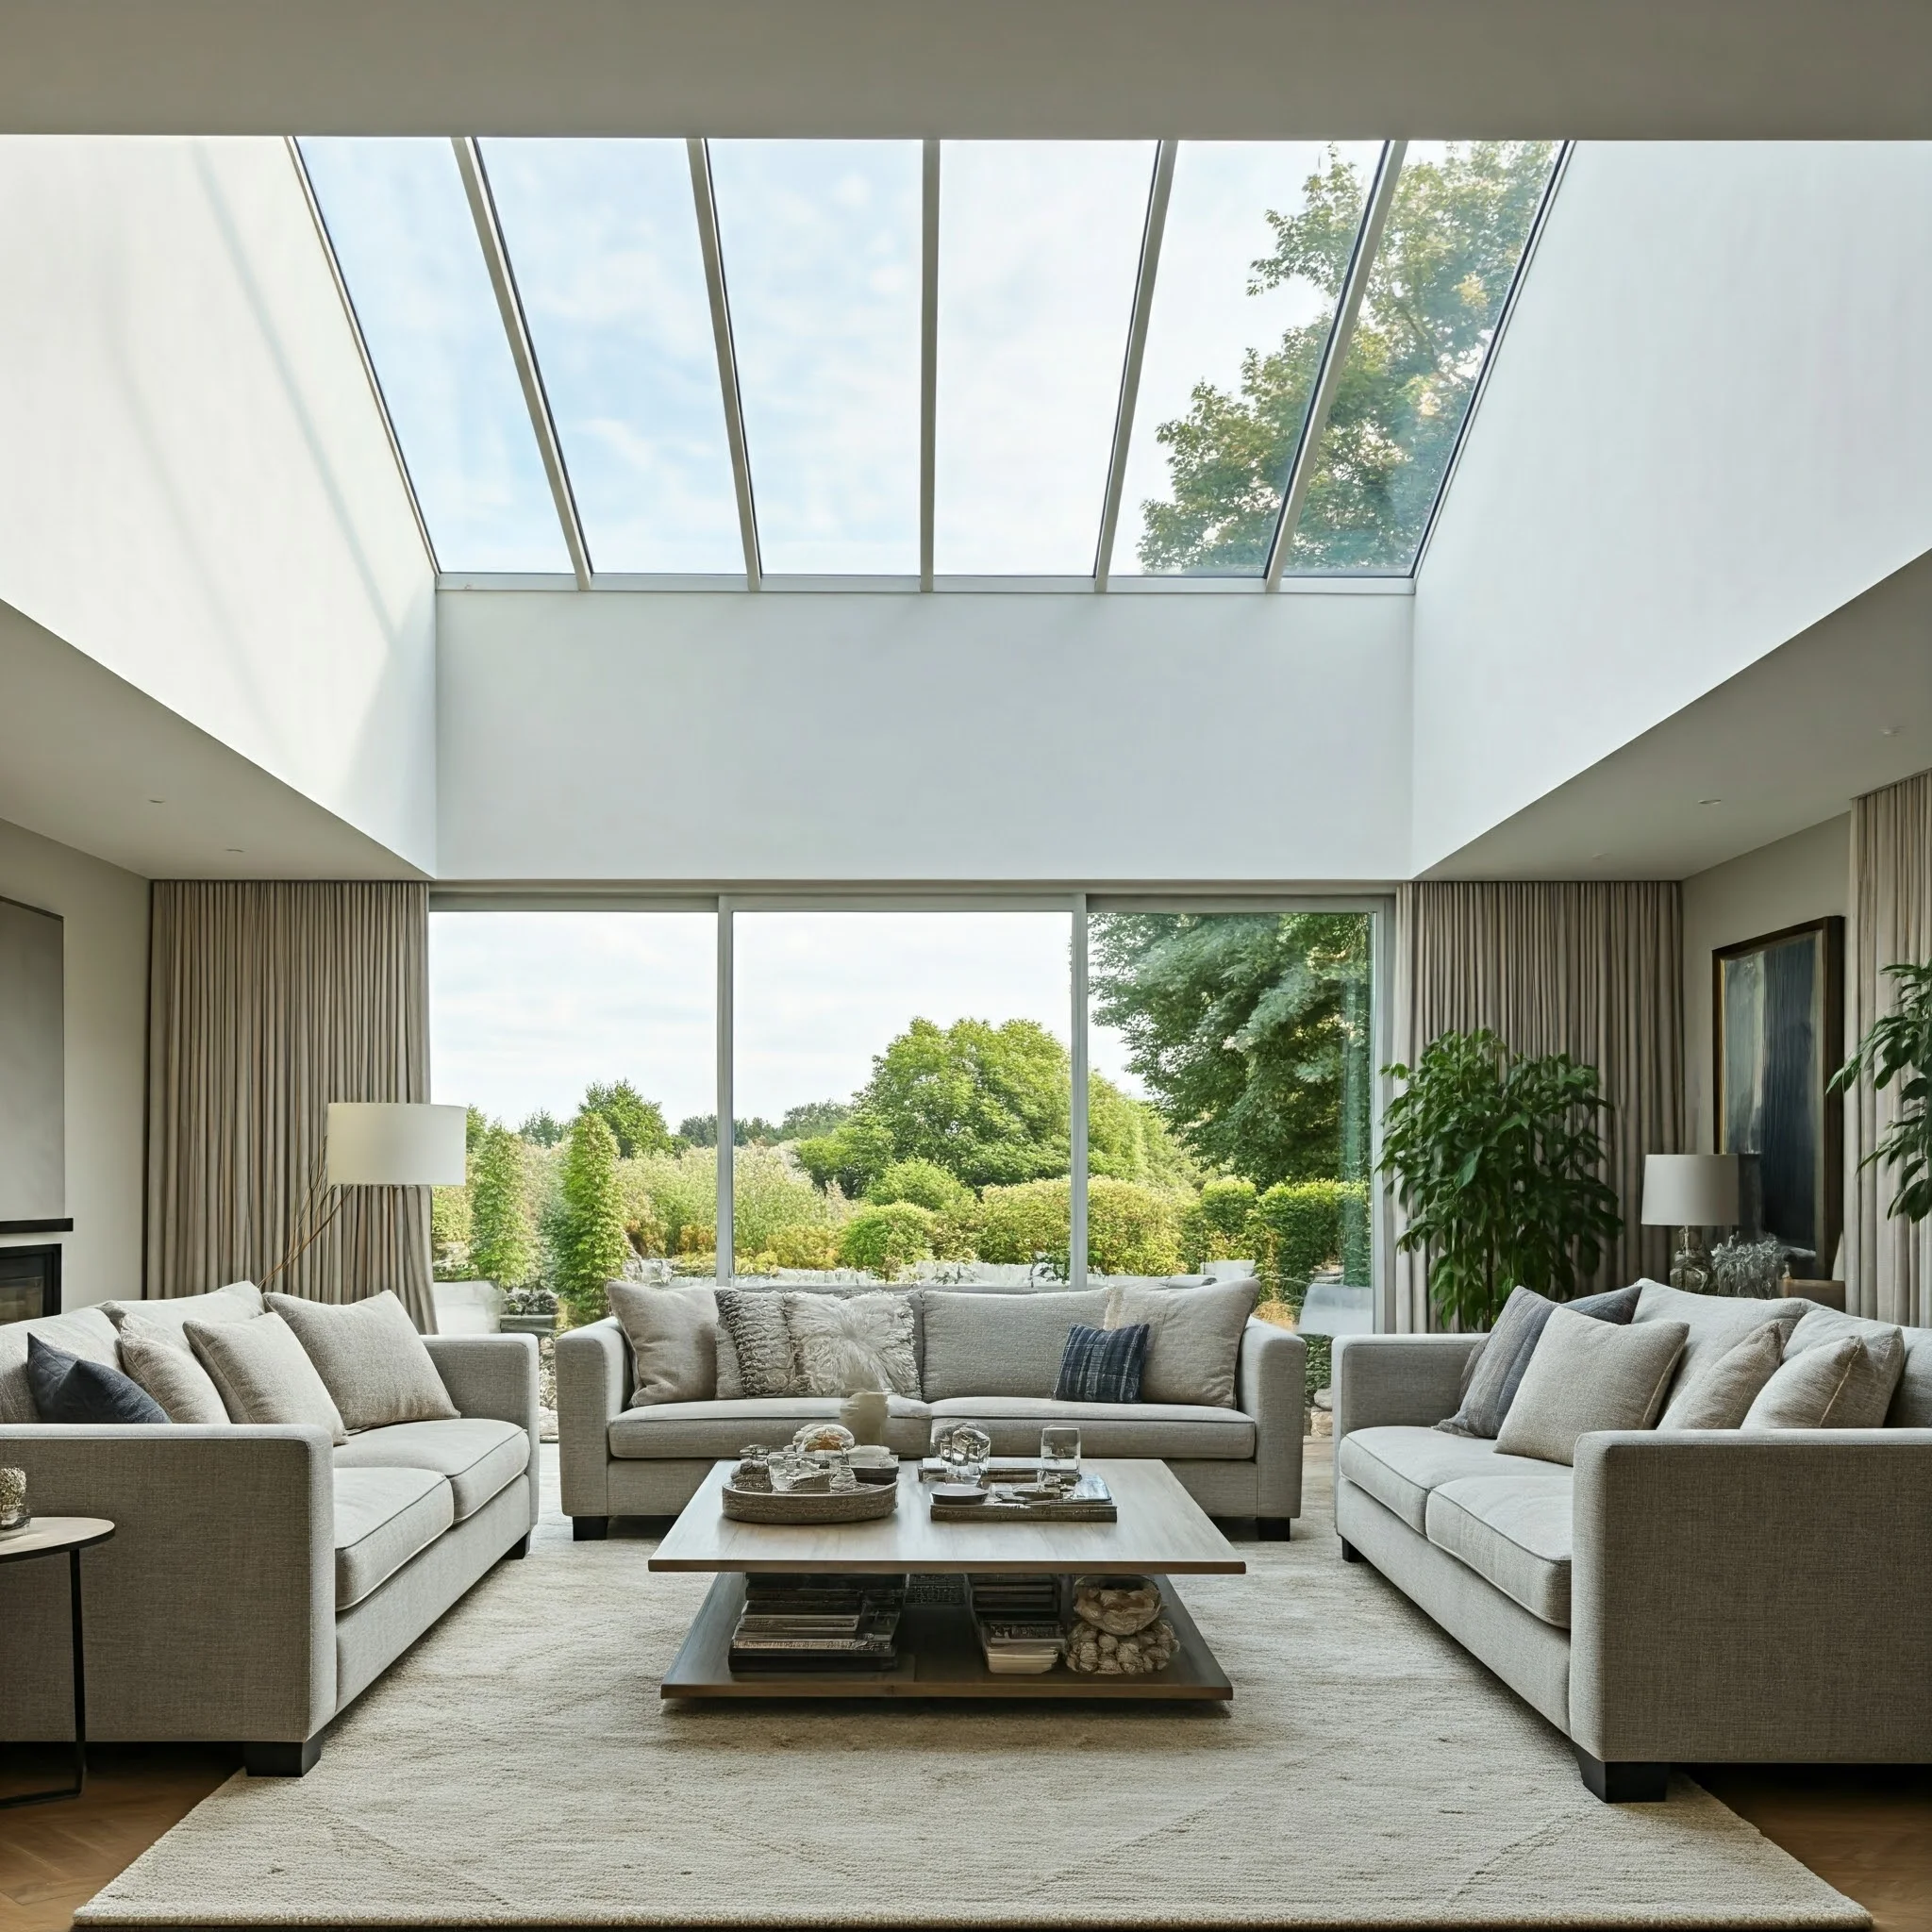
{"left": 429, "top": 910, "right": 1144, "bottom": 1134}
{"left": 297, "top": 137, "right": 1376, "bottom": 578}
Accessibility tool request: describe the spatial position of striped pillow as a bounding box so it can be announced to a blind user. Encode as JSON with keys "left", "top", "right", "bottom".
{"left": 1054, "top": 1322, "right": 1150, "bottom": 1404}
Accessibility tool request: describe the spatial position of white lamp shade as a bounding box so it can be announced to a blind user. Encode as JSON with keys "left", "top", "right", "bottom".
{"left": 326, "top": 1103, "right": 467, "bottom": 1187}
{"left": 1641, "top": 1153, "right": 1740, "bottom": 1227}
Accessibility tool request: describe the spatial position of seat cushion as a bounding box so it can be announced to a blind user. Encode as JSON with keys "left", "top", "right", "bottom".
{"left": 334, "top": 1417, "right": 530, "bottom": 1519}
{"left": 608, "top": 1395, "right": 934, "bottom": 1460}
{"left": 1337, "top": 1424, "right": 1503, "bottom": 1532}
{"left": 1426, "top": 1462, "right": 1575, "bottom": 1628}
{"left": 927, "top": 1395, "right": 1256, "bottom": 1459}
{"left": 333, "top": 1466, "right": 453, "bottom": 1608}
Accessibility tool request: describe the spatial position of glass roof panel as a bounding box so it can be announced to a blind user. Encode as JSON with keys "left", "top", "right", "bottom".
{"left": 708, "top": 140, "right": 922, "bottom": 575}
{"left": 935, "top": 142, "right": 1158, "bottom": 575}
{"left": 299, "top": 138, "right": 569, "bottom": 573}
{"left": 481, "top": 139, "right": 742, "bottom": 575}
{"left": 1282, "top": 140, "right": 1558, "bottom": 574}
{"left": 1119, "top": 141, "right": 1381, "bottom": 577}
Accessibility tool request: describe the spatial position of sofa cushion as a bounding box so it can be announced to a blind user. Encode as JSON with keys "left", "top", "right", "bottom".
{"left": 1494, "top": 1307, "right": 1688, "bottom": 1465}
{"left": 927, "top": 1395, "right": 1256, "bottom": 1459}
{"left": 1055, "top": 1323, "right": 1150, "bottom": 1404}
{"left": 1102, "top": 1279, "right": 1255, "bottom": 1407}
{"left": 1426, "top": 1462, "right": 1575, "bottom": 1627}
{"left": 609, "top": 1281, "right": 718, "bottom": 1406}
{"left": 1337, "top": 1424, "right": 1503, "bottom": 1532}
{"left": 115, "top": 1317, "right": 231, "bottom": 1424}
{"left": 1658, "top": 1323, "right": 1787, "bottom": 1429}
{"left": 101, "top": 1282, "right": 261, "bottom": 1337}
{"left": 27, "top": 1335, "right": 171, "bottom": 1424}
{"left": 189, "top": 1311, "right": 347, "bottom": 1444}
{"left": 266, "top": 1290, "right": 458, "bottom": 1433}
{"left": 608, "top": 1394, "right": 933, "bottom": 1460}
{"left": 1782, "top": 1307, "right": 1932, "bottom": 1425}
{"left": 0, "top": 1307, "right": 120, "bottom": 1424}
{"left": 1634, "top": 1280, "right": 1805, "bottom": 1400}
{"left": 920, "top": 1289, "right": 1108, "bottom": 1402}
{"left": 334, "top": 1416, "right": 530, "bottom": 1519}
{"left": 785, "top": 1291, "right": 919, "bottom": 1397}
{"left": 333, "top": 1466, "right": 454, "bottom": 1608}
{"left": 715, "top": 1289, "right": 801, "bottom": 1397}
{"left": 1437, "top": 1283, "right": 1641, "bottom": 1440}
{"left": 1743, "top": 1330, "right": 1905, "bottom": 1430}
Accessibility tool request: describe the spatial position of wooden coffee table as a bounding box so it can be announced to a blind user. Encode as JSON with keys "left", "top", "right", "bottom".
{"left": 649, "top": 1459, "right": 1244, "bottom": 1702}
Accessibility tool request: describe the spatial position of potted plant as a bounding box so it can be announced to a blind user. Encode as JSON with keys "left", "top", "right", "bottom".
{"left": 1831, "top": 960, "right": 1931, "bottom": 1226}
{"left": 499, "top": 1284, "right": 559, "bottom": 1336}
{"left": 1378, "top": 1028, "right": 1624, "bottom": 1330}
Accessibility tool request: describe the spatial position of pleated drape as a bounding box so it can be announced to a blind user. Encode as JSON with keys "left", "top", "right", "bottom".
{"left": 1391, "top": 880, "right": 1684, "bottom": 1330}
{"left": 144, "top": 881, "right": 436, "bottom": 1329}
{"left": 1844, "top": 768, "right": 1932, "bottom": 1326}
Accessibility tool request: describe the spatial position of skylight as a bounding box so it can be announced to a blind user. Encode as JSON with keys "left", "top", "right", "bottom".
{"left": 299, "top": 138, "right": 1563, "bottom": 588}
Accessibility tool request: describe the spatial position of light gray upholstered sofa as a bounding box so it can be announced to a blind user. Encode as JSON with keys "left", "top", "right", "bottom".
{"left": 0, "top": 1289, "right": 540, "bottom": 1775}
{"left": 1333, "top": 1282, "right": 1932, "bottom": 1801}
{"left": 558, "top": 1280, "right": 1306, "bottom": 1536}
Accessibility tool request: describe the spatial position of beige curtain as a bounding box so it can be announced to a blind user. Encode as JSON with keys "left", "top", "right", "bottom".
{"left": 1845, "top": 769, "right": 1932, "bottom": 1325}
{"left": 1391, "top": 881, "right": 1683, "bottom": 1330}
{"left": 145, "top": 881, "right": 436, "bottom": 1329}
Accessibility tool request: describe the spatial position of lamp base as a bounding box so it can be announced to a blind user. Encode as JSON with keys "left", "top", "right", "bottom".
{"left": 1669, "top": 1226, "right": 1715, "bottom": 1295}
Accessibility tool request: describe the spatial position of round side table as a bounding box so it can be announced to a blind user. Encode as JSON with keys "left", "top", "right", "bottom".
{"left": 0, "top": 1516, "right": 115, "bottom": 1807}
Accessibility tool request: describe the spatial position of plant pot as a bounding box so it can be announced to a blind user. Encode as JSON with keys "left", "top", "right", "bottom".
{"left": 499, "top": 1312, "right": 558, "bottom": 1336}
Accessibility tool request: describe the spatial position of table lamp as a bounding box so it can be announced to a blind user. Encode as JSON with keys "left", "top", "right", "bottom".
{"left": 1641, "top": 1154, "right": 1740, "bottom": 1294}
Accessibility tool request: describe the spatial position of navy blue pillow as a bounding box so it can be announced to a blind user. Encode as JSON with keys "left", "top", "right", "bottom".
{"left": 27, "top": 1335, "right": 170, "bottom": 1425}
{"left": 1055, "top": 1322, "right": 1151, "bottom": 1404}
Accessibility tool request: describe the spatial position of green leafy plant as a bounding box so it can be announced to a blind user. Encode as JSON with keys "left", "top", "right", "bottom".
{"left": 1378, "top": 1029, "right": 1622, "bottom": 1331}
{"left": 551, "top": 1110, "right": 629, "bottom": 1324}
{"left": 468, "top": 1123, "right": 537, "bottom": 1288}
{"left": 1831, "top": 961, "right": 1932, "bottom": 1224}
{"left": 866, "top": 1158, "right": 974, "bottom": 1216}
{"left": 837, "top": 1203, "right": 937, "bottom": 1278}
{"left": 581, "top": 1079, "right": 675, "bottom": 1159}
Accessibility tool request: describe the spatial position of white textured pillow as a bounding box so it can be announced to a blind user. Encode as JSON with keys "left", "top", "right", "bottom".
{"left": 1494, "top": 1307, "right": 1688, "bottom": 1465}
{"left": 188, "top": 1312, "right": 347, "bottom": 1443}
{"left": 116, "top": 1316, "right": 230, "bottom": 1424}
{"left": 264, "top": 1291, "right": 458, "bottom": 1433}
{"left": 1743, "top": 1330, "right": 1905, "bottom": 1430}
{"left": 1658, "top": 1323, "right": 1787, "bottom": 1430}
{"left": 784, "top": 1291, "right": 919, "bottom": 1398}
{"left": 609, "top": 1281, "right": 719, "bottom": 1407}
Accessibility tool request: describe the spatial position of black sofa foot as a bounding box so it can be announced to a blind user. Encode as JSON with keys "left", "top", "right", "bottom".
{"left": 1340, "top": 1537, "right": 1362, "bottom": 1563}
{"left": 243, "top": 1736, "right": 322, "bottom": 1778}
{"left": 573, "top": 1516, "right": 609, "bottom": 1541}
{"left": 1257, "top": 1517, "right": 1292, "bottom": 1541}
{"left": 505, "top": 1533, "right": 530, "bottom": 1559}
{"left": 1574, "top": 1748, "right": 1668, "bottom": 1803}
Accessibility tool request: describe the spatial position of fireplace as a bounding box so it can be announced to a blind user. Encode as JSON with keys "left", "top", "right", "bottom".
{"left": 0, "top": 1243, "right": 60, "bottom": 1324}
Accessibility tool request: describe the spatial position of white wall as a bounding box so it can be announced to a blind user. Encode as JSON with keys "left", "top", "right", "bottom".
{"left": 0, "top": 818, "right": 149, "bottom": 1308}
{"left": 1681, "top": 814, "right": 1849, "bottom": 1152}
{"left": 0, "top": 137, "right": 437, "bottom": 872}
{"left": 1413, "top": 142, "right": 1932, "bottom": 873}
{"left": 435, "top": 589, "right": 1413, "bottom": 882}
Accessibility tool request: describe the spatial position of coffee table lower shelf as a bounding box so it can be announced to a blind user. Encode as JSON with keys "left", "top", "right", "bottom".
{"left": 661, "top": 1572, "right": 1230, "bottom": 1702}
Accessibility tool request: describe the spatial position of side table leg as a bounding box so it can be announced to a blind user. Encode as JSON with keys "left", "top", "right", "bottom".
{"left": 69, "top": 1545, "right": 89, "bottom": 1799}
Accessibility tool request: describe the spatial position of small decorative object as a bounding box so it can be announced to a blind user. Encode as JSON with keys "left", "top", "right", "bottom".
{"left": 0, "top": 1466, "right": 26, "bottom": 1535}
{"left": 930, "top": 1483, "right": 987, "bottom": 1505}
{"left": 1709, "top": 1234, "right": 1788, "bottom": 1299}
{"left": 1072, "top": 1576, "right": 1163, "bottom": 1636}
{"left": 839, "top": 1389, "right": 891, "bottom": 1445}
{"left": 1040, "top": 1425, "right": 1082, "bottom": 1491}
{"left": 935, "top": 1424, "right": 992, "bottom": 1488}
{"left": 791, "top": 1421, "right": 856, "bottom": 1456}
{"left": 1065, "top": 1575, "right": 1174, "bottom": 1674}
{"left": 1641, "top": 1154, "right": 1741, "bottom": 1293}
{"left": 732, "top": 1445, "right": 774, "bottom": 1492}
{"left": 721, "top": 1473, "right": 899, "bottom": 1524}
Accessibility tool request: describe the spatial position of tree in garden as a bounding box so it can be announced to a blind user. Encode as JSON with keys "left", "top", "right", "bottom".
{"left": 675, "top": 1113, "right": 781, "bottom": 1149}
{"left": 581, "top": 1079, "right": 675, "bottom": 1159}
{"left": 778, "top": 1099, "right": 853, "bottom": 1141}
{"left": 1137, "top": 142, "right": 1557, "bottom": 574}
{"left": 551, "top": 1111, "right": 629, "bottom": 1324}
{"left": 1090, "top": 911, "right": 1371, "bottom": 1188}
{"left": 866, "top": 1158, "right": 974, "bottom": 1216}
{"left": 469, "top": 1123, "right": 538, "bottom": 1288}
{"left": 518, "top": 1108, "right": 565, "bottom": 1147}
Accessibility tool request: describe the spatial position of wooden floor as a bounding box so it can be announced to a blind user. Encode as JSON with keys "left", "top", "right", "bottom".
{"left": 4, "top": 1441, "right": 1929, "bottom": 1931}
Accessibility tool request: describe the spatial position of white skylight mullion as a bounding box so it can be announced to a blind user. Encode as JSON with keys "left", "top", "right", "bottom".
{"left": 1093, "top": 140, "right": 1176, "bottom": 592}
{"left": 1264, "top": 141, "right": 1405, "bottom": 591}
{"left": 919, "top": 139, "right": 940, "bottom": 593}
{"left": 687, "top": 139, "right": 762, "bottom": 591}
{"left": 450, "top": 138, "right": 592, "bottom": 590}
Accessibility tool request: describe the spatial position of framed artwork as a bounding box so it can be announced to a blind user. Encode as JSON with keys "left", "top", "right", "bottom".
{"left": 1713, "top": 917, "right": 1844, "bottom": 1274}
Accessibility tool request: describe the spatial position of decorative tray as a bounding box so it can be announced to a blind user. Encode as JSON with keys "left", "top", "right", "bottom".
{"left": 930, "top": 1475, "right": 1116, "bottom": 1524}
{"left": 722, "top": 1481, "right": 900, "bottom": 1525}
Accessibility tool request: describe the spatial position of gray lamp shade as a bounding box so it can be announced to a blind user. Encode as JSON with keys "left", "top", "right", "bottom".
{"left": 1641, "top": 1154, "right": 1740, "bottom": 1227}
{"left": 326, "top": 1103, "right": 467, "bottom": 1187}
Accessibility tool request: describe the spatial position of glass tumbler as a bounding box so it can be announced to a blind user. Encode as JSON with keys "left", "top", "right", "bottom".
{"left": 1040, "top": 1425, "right": 1082, "bottom": 1491}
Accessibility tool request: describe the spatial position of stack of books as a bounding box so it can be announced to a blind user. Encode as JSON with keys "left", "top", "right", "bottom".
{"left": 727, "top": 1574, "right": 904, "bottom": 1674}
{"left": 969, "top": 1574, "right": 1066, "bottom": 1675}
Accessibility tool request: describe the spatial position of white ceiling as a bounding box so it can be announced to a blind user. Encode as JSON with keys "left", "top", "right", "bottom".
{"left": 1, "top": 0, "right": 1929, "bottom": 139}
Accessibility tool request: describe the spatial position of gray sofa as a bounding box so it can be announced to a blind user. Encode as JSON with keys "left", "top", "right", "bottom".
{"left": 0, "top": 1289, "right": 541, "bottom": 1775}
{"left": 1333, "top": 1282, "right": 1932, "bottom": 1801}
{"left": 558, "top": 1280, "right": 1306, "bottom": 1535}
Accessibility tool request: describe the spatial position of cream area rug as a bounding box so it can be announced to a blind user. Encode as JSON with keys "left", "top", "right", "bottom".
{"left": 80, "top": 1477, "right": 1866, "bottom": 1930}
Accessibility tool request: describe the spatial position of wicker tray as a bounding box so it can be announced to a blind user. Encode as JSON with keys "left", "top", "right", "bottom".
{"left": 722, "top": 1481, "right": 900, "bottom": 1525}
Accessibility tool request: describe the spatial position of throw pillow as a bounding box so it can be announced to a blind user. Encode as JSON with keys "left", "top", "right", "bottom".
{"left": 1436, "top": 1283, "right": 1642, "bottom": 1439}
{"left": 265, "top": 1291, "right": 458, "bottom": 1433}
{"left": 27, "top": 1335, "right": 171, "bottom": 1424}
{"left": 187, "top": 1312, "right": 347, "bottom": 1443}
{"left": 101, "top": 1281, "right": 261, "bottom": 1335}
{"left": 1102, "top": 1278, "right": 1256, "bottom": 1408}
{"left": 1742, "top": 1330, "right": 1905, "bottom": 1430}
{"left": 714, "top": 1288, "right": 800, "bottom": 1398}
{"left": 1658, "top": 1323, "right": 1787, "bottom": 1430}
{"left": 784, "top": 1291, "right": 919, "bottom": 1398}
{"left": 919, "top": 1289, "right": 1109, "bottom": 1402}
{"left": 1055, "top": 1323, "right": 1150, "bottom": 1403}
{"left": 1493, "top": 1307, "right": 1689, "bottom": 1465}
{"left": 608, "top": 1281, "right": 720, "bottom": 1407}
{"left": 116, "top": 1317, "right": 231, "bottom": 1424}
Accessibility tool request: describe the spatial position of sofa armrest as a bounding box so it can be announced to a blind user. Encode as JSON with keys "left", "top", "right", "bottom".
{"left": 555, "top": 1317, "right": 629, "bottom": 1519}
{"left": 1571, "top": 1429, "right": 1932, "bottom": 1764}
{"left": 424, "top": 1332, "right": 541, "bottom": 1530}
{"left": 1237, "top": 1318, "right": 1306, "bottom": 1521}
{"left": 1332, "top": 1333, "right": 1481, "bottom": 1441}
{"left": 0, "top": 1424, "right": 334, "bottom": 1743}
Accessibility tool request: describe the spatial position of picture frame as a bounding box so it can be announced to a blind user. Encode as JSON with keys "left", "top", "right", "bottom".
{"left": 1712, "top": 917, "right": 1844, "bottom": 1275}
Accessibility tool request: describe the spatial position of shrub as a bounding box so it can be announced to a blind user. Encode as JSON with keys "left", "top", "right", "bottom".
{"left": 430, "top": 1184, "right": 472, "bottom": 1280}
{"left": 1252, "top": 1179, "right": 1371, "bottom": 1310}
{"left": 623, "top": 1147, "right": 716, "bottom": 1257}
{"left": 837, "top": 1203, "right": 937, "bottom": 1278}
{"left": 1087, "top": 1177, "right": 1184, "bottom": 1275}
{"left": 734, "top": 1143, "right": 843, "bottom": 1256}
{"left": 550, "top": 1111, "right": 629, "bottom": 1324}
{"left": 469, "top": 1124, "right": 538, "bottom": 1288}
{"left": 1302, "top": 1333, "right": 1333, "bottom": 1406}
{"left": 766, "top": 1222, "right": 843, "bottom": 1270}
{"left": 974, "top": 1179, "right": 1071, "bottom": 1265}
{"left": 868, "top": 1158, "right": 974, "bottom": 1216}
{"left": 794, "top": 1119, "right": 894, "bottom": 1199}
{"left": 1179, "top": 1175, "right": 1258, "bottom": 1269}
